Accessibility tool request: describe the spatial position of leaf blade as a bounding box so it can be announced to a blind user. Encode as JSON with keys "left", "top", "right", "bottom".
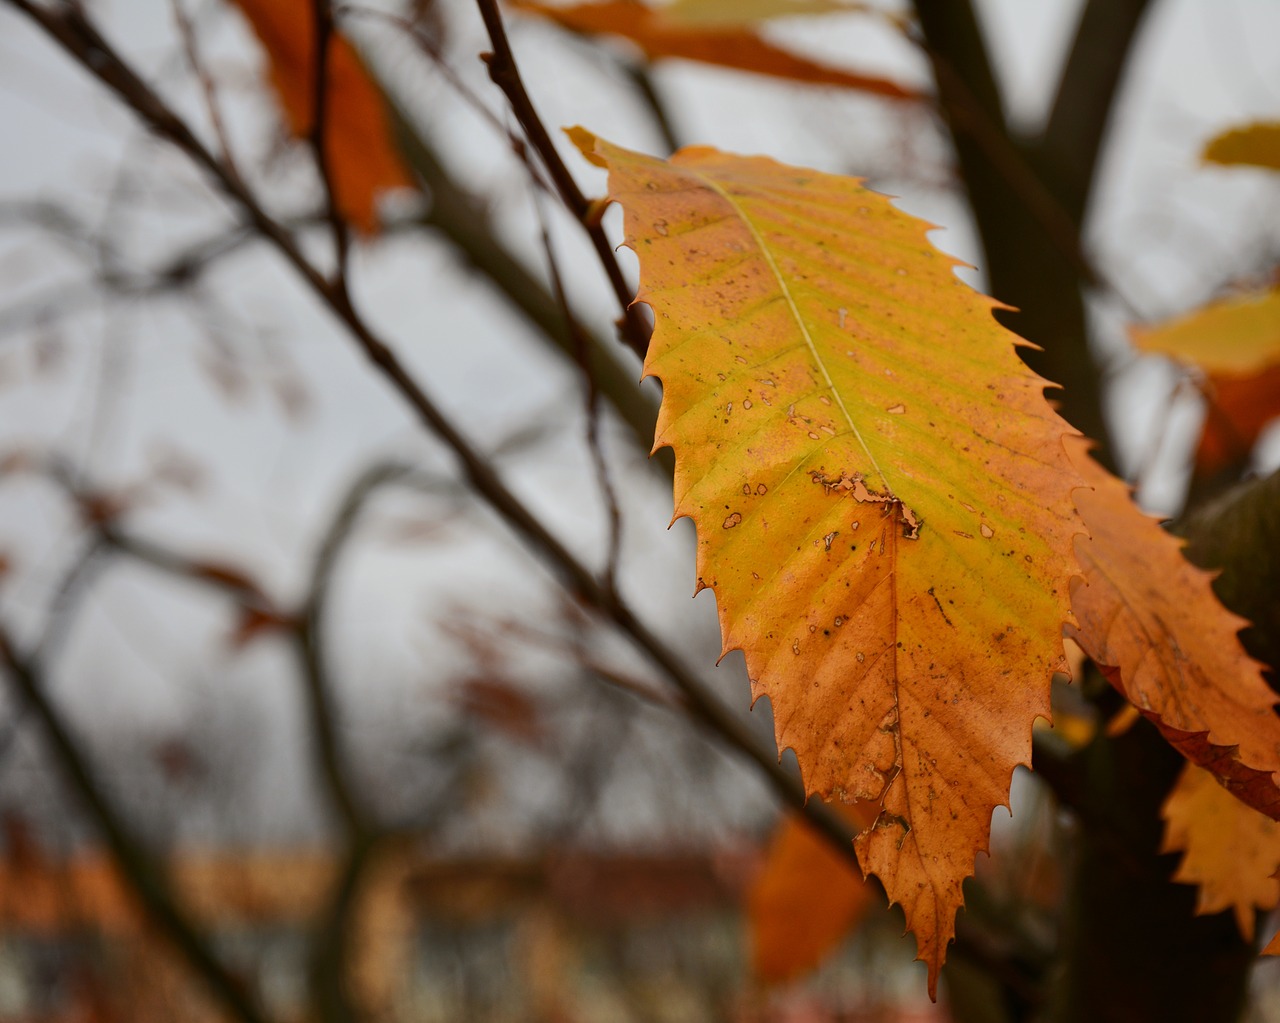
{"left": 573, "top": 130, "right": 1083, "bottom": 993}
{"left": 1066, "top": 438, "right": 1280, "bottom": 817}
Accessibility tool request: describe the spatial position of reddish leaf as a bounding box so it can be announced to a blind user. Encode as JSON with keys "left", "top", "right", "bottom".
{"left": 513, "top": 0, "right": 922, "bottom": 101}
{"left": 230, "top": 606, "right": 300, "bottom": 648}
{"left": 748, "top": 802, "right": 878, "bottom": 984}
{"left": 456, "top": 676, "right": 546, "bottom": 746}
{"left": 230, "top": 0, "right": 416, "bottom": 233}
{"left": 1196, "top": 364, "right": 1280, "bottom": 476}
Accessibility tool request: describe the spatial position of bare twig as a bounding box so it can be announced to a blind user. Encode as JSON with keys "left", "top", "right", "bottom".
{"left": 310, "top": 0, "right": 352, "bottom": 289}
{"left": 169, "top": 0, "right": 242, "bottom": 181}
{"left": 529, "top": 183, "right": 624, "bottom": 594}
{"left": 297, "top": 463, "right": 424, "bottom": 839}
{"left": 473, "top": 0, "right": 652, "bottom": 358}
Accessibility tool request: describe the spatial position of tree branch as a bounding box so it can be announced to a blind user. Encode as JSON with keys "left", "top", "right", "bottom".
{"left": 473, "top": 0, "right": 652, "bottom": 359}
{"left": 0, "top": 625, "right": 268, "bottom": 1023}
{"left": 1040, "top": 0, "right": 1154, "bottom": 226}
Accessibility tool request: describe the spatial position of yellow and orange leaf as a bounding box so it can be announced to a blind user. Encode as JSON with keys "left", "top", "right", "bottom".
{"left": 230, "top": 0, "right": 415, "bottom": 233}
{"left": 1161, "top": 762, "right": 1280, "bottom": 940}
{"left": 664, "top": 0, "right": 904, "bottom": 28}
{"left": 512, "top": 1, "right": 922, "bottom": 101}
{"left": 572, "top": 129, "right": 1082, "bottom": 994}
{"left": 1066, "top": 437, "right": 1280, "bottom": 817}
{"left": 748, "top": 802, "right": 878, "bottom": 984}
{"left": 1204, "top": 121, "right": 1280, "bottom": 172}
{"left": 1131, "top": 285, "right": 1280, "bottom": 475}
{"left": 1132, "top": 286, "right": 1280, "bottom": 376}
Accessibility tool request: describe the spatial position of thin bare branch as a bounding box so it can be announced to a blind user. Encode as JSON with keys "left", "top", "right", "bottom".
{"left": 169, "top": 0, "right": 242, "bottom": 181}
{"left": 0, "top": 624, "right": 269, "bottom": 1023}
{"left": 310, "top": 0, "right": 352, "bottom": 289}
{"left": 473, "top": 0, "right": 652, "bottom": 358}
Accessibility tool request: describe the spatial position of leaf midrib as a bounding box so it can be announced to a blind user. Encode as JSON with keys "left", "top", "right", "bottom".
{"left": 693, "top": 170, "right": 892, "bottom": 496}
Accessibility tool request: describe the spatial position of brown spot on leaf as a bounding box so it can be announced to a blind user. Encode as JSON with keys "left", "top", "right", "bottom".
{"left": 723, "top": 512, "right": 743, "bottom": 529}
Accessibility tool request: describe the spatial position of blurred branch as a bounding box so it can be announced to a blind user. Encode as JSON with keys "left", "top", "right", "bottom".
{"left": 627, "top": 64, "right": 681, "bottom": 155}
{"left": 911, "top": 0, "right": 1122, "bottom": 465}
{"left": 37, "top": 456, "right": 456, "bottom": 1023}
{"left": 169, "top": 0, "right": 241, "bottom": 181}
{"left": 1040, "top": 0, "right": 1153, "bottom": 227}
{"left": 0, "top": 624, "right": 269, "bottom": 1023}
{"left": 310, "top": 0, "right": 353, "bottom": 291}
{"left": 298, "top": 463, "right": 426, "bottom": 839}
{"left": 386, "top": 102, "right": 664, "bottom": 465}
{"left": 532, "top": 196, "right": 624, "bottom": 594}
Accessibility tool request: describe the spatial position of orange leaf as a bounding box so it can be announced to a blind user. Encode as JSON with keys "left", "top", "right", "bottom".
{"left": 230, "top": 0, "right": 415, "bottom": 233}
{"left": 1203, "top": 121, "right": 1280, "bottom": 172}
{"left": 1131, "top": 285, "right": 1280, "bottom": 475}
{"left": 572, "top": 129, "right": 1083, "bottom": 996}
{"left": 748, "top": 802, "right": 878, "bottom": 984}
{"left": 664, "top": 0, "right": 906, "bottom": 28}
{"left": 1195, "top": 364, "right": 1280, "bottom": 476}
{"left": 1162, "top": 762, "right": 1280, "bottom": 941}
{"left": 513, "top": 0, "right": 922, "bottom": 101}
{"left": 1066, "top": 437, "right": 1280, "bottom": 817}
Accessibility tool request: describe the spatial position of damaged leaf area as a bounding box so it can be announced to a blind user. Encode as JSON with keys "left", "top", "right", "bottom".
{"left": 571, "top": 129, "right": 1083, "bottom": 994}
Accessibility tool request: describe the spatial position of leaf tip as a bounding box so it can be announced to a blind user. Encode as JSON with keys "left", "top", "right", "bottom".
{"left": 565, "top": 125, "right": 606, "bottom": 167}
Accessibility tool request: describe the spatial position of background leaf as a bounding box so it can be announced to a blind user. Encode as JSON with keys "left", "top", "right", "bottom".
{"left": 1066, "top": 437, "right": 1280, "bottom": 817}
{"left": 663, "top": 0, "right": 905, "bottom": 28}
{"left": 513, "top": 1, "right": 922, "bottom": 101}
{"left": 1161, "top": 762, "right": 1280, "bottom": 940}
{"left": 572, "top": 129, "right": 1082, "bottom": 994}
{"left": 1203, "top": 122, "right": 1280, "bottom": 172}
{"left": 1131, "top": 285, "right": 1280, "bottom": 476}
{"left": 747, "top": 801, "right": 877, "bottom": 984}
{"left": 231, "top": 0, "right": 416, "bottom": 233}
